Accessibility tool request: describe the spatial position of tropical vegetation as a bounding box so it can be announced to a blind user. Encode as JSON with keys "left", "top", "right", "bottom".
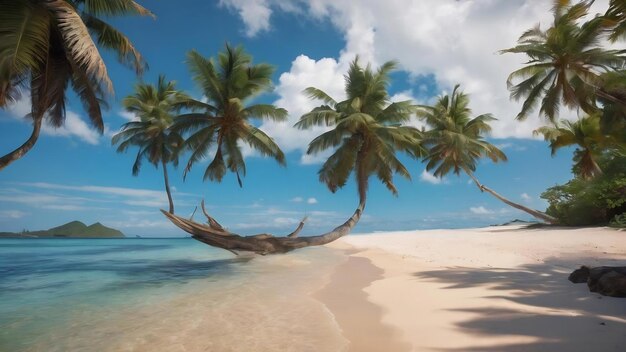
{"left": 501, "top": 0, "right": 626, "bottom": 123}
{"left": 0, "top": 0, "right": 152, "bottom": 170}
{"left": 296, "top": 59, "right": 424, "bottom": 207}
{"left": 541, "top": 153, "right": 626, "bottom": 226}
{"left": 172, "top": 44, "right": 287, "bottom": 187}
{"left": 505, "top": 0, "right": 626, "bottom": 227}
{"left": 112, "top": 75, "right": 190, "bottom": 214}
{"left": 417, "top": 85, "right": 557, "bottom": 223}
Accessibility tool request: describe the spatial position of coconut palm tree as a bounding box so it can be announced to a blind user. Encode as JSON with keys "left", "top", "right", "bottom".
{"left": 112, "top": 75, "right": 189, "bottom": 214}
{"left": 605, "top": 0, "right": 626, "bottom": 42}
{"left": 160, "top": 58, "right": 424, "bottom": 255}
{"left": 171, "top": 44, "right": 287, "bottom": 187}
{"left": 296, "top": 58, "right": 424, "bottom": 220}
{"left": 534, "top": 114, "right": 614, "bottom": 179}
{"left": 501, "top": 0, "right": 626, "bottom": 122}
{"left": 417, "top": 84, "right": 558, "bottom": 224}
{"left": 0, "top": 0, "right": 152, "bottom": 170}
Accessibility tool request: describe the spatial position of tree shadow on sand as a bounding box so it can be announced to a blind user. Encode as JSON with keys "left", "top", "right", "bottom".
{"left": 413, "top": 255, "right": 626, "bottom": 351}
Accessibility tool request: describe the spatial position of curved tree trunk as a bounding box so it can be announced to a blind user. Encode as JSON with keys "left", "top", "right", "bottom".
{"left": 165, "top": 139, "right": 371, "bottom": 254}
{"left": 162, "top": 159, "right": 174, "bottom": 214}
{"left": 162, "top": 197, "right": 365, "bottom": 255}
{"left": 466, "top": 171, "right": 558, "bottom": 224}
{"left": 0, "top": 117, "right": 42, "bottom": 171}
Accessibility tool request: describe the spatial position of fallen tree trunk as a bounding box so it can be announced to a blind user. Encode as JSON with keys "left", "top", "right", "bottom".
{"left": 162, "top": 199, "right": 365, "bottom": 255}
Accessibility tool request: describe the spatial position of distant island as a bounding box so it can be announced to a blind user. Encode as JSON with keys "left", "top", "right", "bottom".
{"left": 0, "top": 221, "right": 125, "bottom": 238}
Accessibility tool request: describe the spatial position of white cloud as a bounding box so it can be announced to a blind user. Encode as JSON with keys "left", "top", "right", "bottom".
{"left": 119, "top": 110, "right": 139, "bottom": 122}
{"left": 233, "top": 216, "right": 300, "bottom": 230}
{"left": 521, "top": 193, "right": 532, "bottom": 202}
{"left": 0, "top": 210, "right": 27, "bottom": 219}
{"left": 4, "top": 96, "right": 105, "bottom": 145}
{"left": 41, "top": 111, "right": 101, "bottom": 145}
{"left": 420, "top": 170, "right": 442, "bottom": 185}
{"left": 291, "top": 196, "right": 304, "bottom": 203}
{"left": 307, "top": 197, "right": 318, "bottom": 204}
{"left": 219, "top": 0, "right": 273, "bottom": 37}
{"left": 470, "top": 206, "right": 493, "bottom": 215}
{"left": 22, "top": 182, "right": 167, "bottom": 199}
{"left": 10, "top": 182, "right": 194, "bottom": 210}
{"left": 259, "top": 55, "right": 347, "bottom": 164}
{"left": 107, "top": 219, "right": 174, "bottom": 229}
{"left": 245, "top": 0, "right": 613, "bottom": 142}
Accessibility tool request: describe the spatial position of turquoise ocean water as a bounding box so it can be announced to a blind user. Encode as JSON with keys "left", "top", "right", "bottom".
{"left": 0, "top": 238, "right": 348, "bottom": 351}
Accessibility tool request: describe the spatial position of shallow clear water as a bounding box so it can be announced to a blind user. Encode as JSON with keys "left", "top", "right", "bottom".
{"left": 0, "top": 238, "right": 348, "bottom": 351}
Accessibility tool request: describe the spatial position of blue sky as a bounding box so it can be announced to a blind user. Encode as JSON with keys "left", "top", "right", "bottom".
{"left": 0, "top": 0, "right": 593, "bottom": 237}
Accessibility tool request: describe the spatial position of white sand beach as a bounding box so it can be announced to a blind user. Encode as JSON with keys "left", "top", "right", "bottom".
{"left": 319, "top": 225, "right": 626, "bottom": 351}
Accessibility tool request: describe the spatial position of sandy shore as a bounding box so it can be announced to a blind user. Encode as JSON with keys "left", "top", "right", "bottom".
{"left": 318, "top": 225, "right": 626, "bottom": 351}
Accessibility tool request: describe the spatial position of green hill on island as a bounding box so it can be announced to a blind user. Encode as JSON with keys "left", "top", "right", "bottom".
{"left": 0, "top": 221, "right": 125, "bottom": 238}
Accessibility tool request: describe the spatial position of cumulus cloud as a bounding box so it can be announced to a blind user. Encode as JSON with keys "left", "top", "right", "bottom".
{"left": 231, "top": 0, "right": 612, "bottom": 145}
{"left": 521, "top": 193, "right": 532, "bottom": 202}
{"left": 219, "top": 0, "right": 273, "bottom": 37}
{"left": 470, "top": 206, "right": 493, "bottom": 215}
{"left": 420, "top": 170, "right": 442, "bottom": 185}
{"left": 291, "top": 196, "right": 304, "bottom": 203}
{"left": 259, "top": 55, "right": 347, "bottom": 164}
{"left": 307, "top": 197, "right": 318, "bottom": 204}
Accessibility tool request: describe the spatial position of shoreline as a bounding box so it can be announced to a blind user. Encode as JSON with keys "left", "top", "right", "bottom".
{"left": 318, "top": 225, "right": 626, "bottom": 351}
{"left": 313, "top": 249, "right": 411, "bottom": 351}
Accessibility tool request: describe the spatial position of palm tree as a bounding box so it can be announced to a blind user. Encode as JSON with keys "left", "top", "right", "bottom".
{"left": 597, "top": 70, "right": 626, "bottom": 134}
{"left": 111, "top": 75, "right": 189, "bottom": 214}
{"left": 417, "top": 84, "right": 558, "bottom": 224}
{"left": 0, "top": 0, "right": 152, "bottom": 170}
{"left": 501, "top": 0, "right": 626, "bottom": 122}
{"left": 534, "top": 114, "right": 613, "bottom": 179}
{"left": 295, "top": 58, "right": 424, "bottom": 227}
{"left": 605, "top": 0, "right": 626, "bottom": 42}
{"left": 171, "top": 44, "right": 287, "bottom": 187}
{"left": 160, "top": 58, "right": 424, "bottom": 255}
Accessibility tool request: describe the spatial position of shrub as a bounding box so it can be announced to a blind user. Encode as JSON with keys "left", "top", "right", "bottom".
{"left": 541, "top": 154, "right": 626, "bottom": 226}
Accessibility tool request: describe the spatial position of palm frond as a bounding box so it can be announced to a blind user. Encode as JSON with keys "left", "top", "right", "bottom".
{"left": 46, "top": 0, "right": 112, "bottom": 93}
{"left": 84, "top": 15, "right": 146, "bottom": 74}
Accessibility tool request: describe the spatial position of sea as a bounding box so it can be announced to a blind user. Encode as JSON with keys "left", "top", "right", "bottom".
{"left": 0, "top": 238, "right": 349, "bottom": 351}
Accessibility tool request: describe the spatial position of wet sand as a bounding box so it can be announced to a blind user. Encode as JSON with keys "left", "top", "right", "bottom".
{"left": 314, "top": 254, "right": 411, "bottom": 351}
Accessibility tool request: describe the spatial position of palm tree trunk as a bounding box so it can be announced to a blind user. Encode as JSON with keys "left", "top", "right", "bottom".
{"left": 161, "top": 159, "right": 174, "bottom": 214}
{"left": 161, "top": 195, "right": 366, "bottom": 255}
{"left": 0, "top": 117, "right": 43, "bottom": 171}
{"left": 466, "top": 171, "right": 558, "bottom": 224}
{"left": 161, "top": 172, "right": 368, "bottom": 255}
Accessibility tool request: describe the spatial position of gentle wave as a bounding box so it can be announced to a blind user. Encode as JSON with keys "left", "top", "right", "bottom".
{"left": 0, "top": 238, "right": 349, "bottom": 352}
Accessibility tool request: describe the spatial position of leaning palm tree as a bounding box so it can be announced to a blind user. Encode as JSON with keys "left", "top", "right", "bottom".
{"left": 171, "top": 44, "right": 287, "bottom": 187}
{"left": 0, "top": 0, "right": 152, "bottom": 170}
{"left": 417, "top": 84, "right": 558, "bottom": 224}
{"left": 112, "top": 75, "right": 189, "bottom": 214}
{"left": 161, "top": 58, "right": 424, "bottom": 255}
{"left": 501, "top": 0, "right": 626, "bottom": 122}
{"left": 534, "top": 114, "right": 612, "bottom": 179}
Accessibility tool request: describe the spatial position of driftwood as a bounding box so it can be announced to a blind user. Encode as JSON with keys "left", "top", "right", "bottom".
{"left": 162, "top": 199, "right": 365, "bottom": 255}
